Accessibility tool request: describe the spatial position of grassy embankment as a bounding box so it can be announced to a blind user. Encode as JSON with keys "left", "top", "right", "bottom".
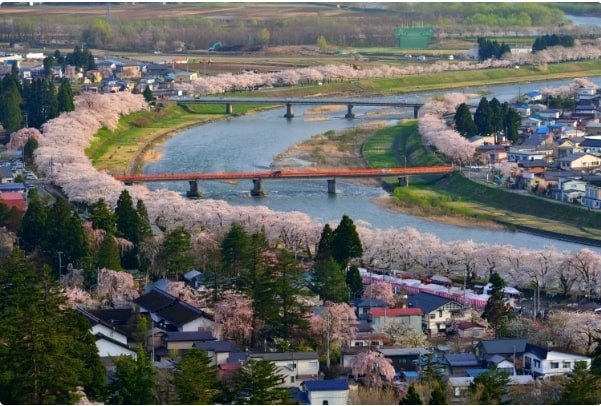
{"left": 362, "top": 121, "right": 601, "bottom": 245}
{"left": 87, "top": 60, "right": 601, "bottom": 174}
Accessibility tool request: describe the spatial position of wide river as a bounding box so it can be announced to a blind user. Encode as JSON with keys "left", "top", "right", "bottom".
{"left": 144, "top": 78, "right": 601, "bottom": 253}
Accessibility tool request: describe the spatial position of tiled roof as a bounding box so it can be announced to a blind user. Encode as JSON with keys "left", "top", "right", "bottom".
{"left": 193, "top": 340, "right": 238, "bottom": 352}
{"left": 164, "top": 331, "right": 215, "bottom": 342}
{"left": 133, "top": 288, "right": 176, "bottom": 312}
{"left": 407, "top": 292, "right": 454, "bottom": 313}
{"left": 456, "top": 321, "right": 485, "bottom": 330}
{"left": 356, "top": 298, "right": 388, "bottom": 308}
{"left": 580, "top": 138, "right": 601, "bottom": 147}
{"left": 302, "top": 379, "right": 349, "bottom": 391}
{"left": 445, "top": 353, "right": 479, "bottom": 367}
{"left": 156, "top": 299, "right": 207, "bottom": 327}
{"left": 524, "top": 343, "right": 548, "bottom": 360}
{"left": 478, "top": 338, "right": 530, "bottom": 355}
{"left": 249, "top": 352, "right": 319, "bottom": 362}
{"left": 370, "top": 308, "right": 422, "bottom": 317}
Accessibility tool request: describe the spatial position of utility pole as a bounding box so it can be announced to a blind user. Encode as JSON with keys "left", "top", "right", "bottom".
{"left": 325, "top": 309, "right": 331, "bottom": 370}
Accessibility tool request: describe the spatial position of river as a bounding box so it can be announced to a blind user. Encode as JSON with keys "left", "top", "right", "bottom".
{"left": 143, "top": 78, "right": 601, "bottom": 253}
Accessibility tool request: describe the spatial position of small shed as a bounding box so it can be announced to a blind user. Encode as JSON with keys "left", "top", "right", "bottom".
{"left": 456, "top": 321, "right": 487, "bottom": 339}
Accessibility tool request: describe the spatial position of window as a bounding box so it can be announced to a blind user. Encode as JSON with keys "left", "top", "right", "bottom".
{"left": 430, "top": 314, "right": 435, "bottom": 319}
{"left": 534, "top": 360, "right": 541, "bottom": 368}
{"left": 563, "top": 361, "right": 571, "bottom": 369}
{"left": 439, "top": 310, "right": 443, "bottom": 318}
{"left": 290, "top": 376, "right": 295, "bottom": 383}
{"left": 550, "top": 362, "right": 559, "bottom": 369}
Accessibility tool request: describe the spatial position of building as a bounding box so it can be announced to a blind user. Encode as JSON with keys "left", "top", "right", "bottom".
{"left": 407, "top": 292, "right": 468, "bottom": 336}
{"left": 300, "top": 379, "right": 350, "bottom": 405}
{"left": 248, "top": 352, "right": 320, "bottom": 387}
{"left": 369, "top": 307, "right": 422, "bottom": 333}
{"left": 558, "top": 152, "right": 601, "bottom": 171}
{"left": 523, "top": 343, "right": 591, "bottom": 378}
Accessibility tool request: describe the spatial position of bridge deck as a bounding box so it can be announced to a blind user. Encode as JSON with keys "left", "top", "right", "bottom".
{"left": 173, "top": 96, "right": 423, "bottom": 108}
{"left": 114, "top": 166, "right": 455, "bottom": 182}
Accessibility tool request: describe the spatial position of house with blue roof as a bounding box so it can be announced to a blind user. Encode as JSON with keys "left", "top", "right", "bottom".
{"left": 407, "top": 292, "right": 468, "bottom": 336}
{"left": 300, "top": 379, "right": 350, "bottom": 405}
{"left": 522, "top": 90, "right": 543, "bottom": 103}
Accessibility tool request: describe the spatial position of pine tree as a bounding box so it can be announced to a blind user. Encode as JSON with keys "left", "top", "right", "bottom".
{"left": 311, "top": 257, "right": 348, "bottom": 302}
{"left": 468, "top": 366, "right": 510, "bottom": 404}
{"left": 156, "top": 226, "right": 195, "bottom": 280}
{"left": 221, "top": 222, "right": 250, "bottom": 282}
{"left": 89, "top": 198, "right": 116, "bottom": 234}
{"left": 106, "top": 345, "right": 156, "bottom": 405}
{"left": 19, "top": 188, "right": 47, "bottom": 253}
{"left": 332, "top": 214, "right": 363, "bottom": 268}
{"left": 135, "top": 199, "right": 153, "bottom": 241}
{"left": 97, "top": 233, "right": 123, "bottom": 271}
{"left": 400, "top": 384, "right": 422, "bottom": 405}
{"left": 474, "top": 97, "right": 494, "bottom": 136}
{"left": 42, "top": 79, "right": 59, "bottom": 122}
{"left": 489, "top": 97, "right": 504, "bottom": 134}
{"left": 229, "top": 359, "right": 290, "bottom": 405}
{"left": 0, "top": 250, "right": 105, "bottom": 404}
{"left": 0, "top": 74, "right": 23, "bottom": 131}
{"left": 142, "top": 85, "right": 153, "bottom": 102}
{"left": 482, "top": 272, "right": 508, "bottom": 337}
{"left": 558, "top": 361, "right": 601, "bottom": 404}
{"left": 115, "top": 190, "right": 141, "bottom": 269}
{"left": 346, "top": 264, "right": 364, "bottom": 298}
{"left": 315, "top": 223, "right": 334, "bottom": 262}
{"left": 171, "top": 349, "right": 221, "bottom": 404}
{"left": 454, "top": 103, "right": 478, "bottom": 138}
{"left": 57, "top": 78, "right": 75, "bottom": 112}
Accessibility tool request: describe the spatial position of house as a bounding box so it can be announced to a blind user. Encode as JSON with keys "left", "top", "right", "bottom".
{"left": 486, "top": 354, "right": 517, "bottom": 375}
{"left": 553, "top": 177, "right": 587, "bottom": 204}
{"left": 183, "top": 269, "right": 204, "bottom": 288}
{"left": 449, "top": 374, "right": 534, "bottom": 402}
{"left": 377, "top": 348, "right": 432, "bottom": 372}
{"left": 444, "top": 353, "right": 480, "bottom": 376}
{"left": 579, "top": 137, "right": 601, "bottom": 155}
{"left": 475, "top": 145, "right": 507, "bottom": 165}
{"left": 248, "top": 352, "right": 320, "bottom": 387}
{"left": 355, "top": 298, "right": 388, "bottom": 320}
{"left": 475, "top": 338, "right": 529, "bottom": 371}
{"left": 133, "top": 288, "right": 214, "bottom": 332}
{"left": 369, "top": 307, "right": 422, "bottom": 333}
{"left": 0, "top": 191, "right": 25, "bottom": 211}
{"left": 160, "top": 330, "right": 216, "bottom": 351}
{"left": 174, "top": 71, "right": 199, "bottom": 83}
{"left": 193, "top": 340, "right": 239, "bottom": 366}
{"left": 559, "top": 152, "right": 601, "bottom": 171}
{"left": 456, "top": 321, "right": 487, "bottom": 339}
{"left": 522, "top": 90, "right": 543, "bottom": 103}
{"left": 300, "top": 379, "right": 350, "bottom": 405}
{"left": 407, "top": 292, "right": 469, "bottom": 336}
{"left": 523, "top": 343, "right": 591, "bottom": 378}
{"left": 585, "top": 122, "right": 601, "bottom": 136}
{"left": 582, "top": 184, "right": 601, "bottom": 209}
{"left": 0, "top": 167, "right": 13, "bottom": 183}
{"left": 76, "top": 307, "right": 137, "bottom": 360}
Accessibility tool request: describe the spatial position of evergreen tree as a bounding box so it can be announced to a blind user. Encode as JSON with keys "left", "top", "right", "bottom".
{"left": 229, "top": 359, "right": 290, "bottom": 405}
{"left": 57, "top": 78, "right": 75, "bottom": 113}
{"left": 0, "top": 74, "right": 23, "bottom": 131}
{"left": 23, "top": 136, "right": 38, "bottom": 164}
{"left": 429, "top": 385, "right": 447, "bottom": 405}
{"left": 142, "top": 85, "right": 154, "bottom": 102}
{"left": 346, "top": 264, "right": 364, "bottom": 298}
{"left": 454, "top": 103, "right": 477, "bottom": 138}
{"left": 315, "top": 223, "right": 334, "bottom": 262}
{"left": 114, "top": 190, "right": 141, "bottom": 269}
{"left": 0, "top": 250, "right": 106, "bottom": 404}
{"left": 156, "top": 226, "right": 195, "bottom": 280}
{"left": 43, "top": 54, "right": 55, "bottom": 78}
{"left": 468, "top": 366, "right": 510, "bottom": 405}
{"left": 400, "top": 384, "right": 422, "bottom": 405}
{"left": 558, "top": 361, "right": 601, "bottom": 404}
{"left": 97, "top": 233, "right": 123, "bottom": 271}
{"left": 42, "top": 79, "right": 59, "bottom": 122}
{"left": 89, "top": 198, "right": 116, "bottom": 234}
{"left": 135, "top": 199, "right": 153, "bottom": 241}
{"left": 220, "top": 222, "right": 250, "bottom": 283}
{"left": 502, "top": 102, "right": 522, "bottom": 143}
{"left": 106, "top": 345, "right": 156, "bottom": 405}
{"left": 489, "top": 97, "right": 504, "bottom": 134}
{"left": 18, "top": 188, "right": 47, "bottom": 253}
{"left": 23, "top": 78, "right": 45, "bottom": 128}
{"left": 474, "top": 97, "right": 494, "bottom": 136}
{"left": 311, "top": 257, "right": 348, "bottom": 302}
{"left": 481, "top": 272, "right": 509, "bottom": 337}
{"left": 171, "top": 349, "right": 221, "bottom": 404}
{"left": 331, "top": 214, "right": 363, "bottom": 268}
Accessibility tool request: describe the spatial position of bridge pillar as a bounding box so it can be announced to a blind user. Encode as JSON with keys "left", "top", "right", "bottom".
{"left": 413, "top": 105, "right": 420, "bottom": 119}
{"left": 226, "top": 103, "right": 233, "bottom": 114}
{"left": 284, "top": 103, "right": 294, "bottom": 119}
{"left": 398, "top": 176, "right": 409, "bottom": 187}
{"left": 251, "top": 178, "right": 265, "bottom": 196}
{"left": 186, "top": 180, "right": 202, "bottom": 198}
{"left": 345, "top": 104, "right": 355, "bottom": 119}
{"left": 327, "top": 179, "right": 336, "bottom": 195}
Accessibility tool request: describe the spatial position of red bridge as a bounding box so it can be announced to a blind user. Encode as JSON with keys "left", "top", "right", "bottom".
{"left": 113, "top": 166, "right": 455, "bottom": 197}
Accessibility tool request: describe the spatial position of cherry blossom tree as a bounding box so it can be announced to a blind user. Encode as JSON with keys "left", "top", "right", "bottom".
{"left": 362, "top": 279, "right": 396, "bottom": 307}
{"left": 309, "top": 302, "right": 357, "bottom": 352}
{"left": 349, "top": 350, "right": 395, "bottom": 389}
{"left": 96, "top": 268, "right": 139, "bottom": 307}
{"left": 7, "top": 127, "right": 43, "bottom": 151}
{"left": 213, "top": 292, "right": 254, "bottom": 348}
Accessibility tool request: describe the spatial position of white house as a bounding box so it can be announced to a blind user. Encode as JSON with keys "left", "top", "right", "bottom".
{"left": 76, "top": 307, "right": 137, "bottom": 359}
{"left": 523, "top": 343, "right": 591, "bottom": 378}
{"left": 249, "top": 352, "right": 320, "bottom": 387}
{"left": 507, "top": 149, "right": 548, "bottom": 163}
{"left": 301, "top": 379, "right": 350, "bottom": 405}
{"left": 582, "top": 184, "right": 601, "bottom": 209}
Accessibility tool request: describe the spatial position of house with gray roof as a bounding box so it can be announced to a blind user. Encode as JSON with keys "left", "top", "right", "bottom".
{"left": 249, "top": 352, "right": 320, "bottom": 387}
{"left": 444, "top": 353, "right": 480, "bottom": 376}
{"left": 407, "top": 292, "right": 468, "bottom": 336}
{"left": 579, "top": 137, "right": 601, "bottom": 155}
{"left": 193, "top": 340, "right": 239, "bottom": 365}
{"left": 475, "top": 338, "right": 529, "bottom": 371}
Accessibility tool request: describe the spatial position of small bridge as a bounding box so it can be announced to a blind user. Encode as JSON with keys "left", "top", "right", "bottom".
{"left": 114, "top": 166, "right": 454, "bottom": 197}
{"left": 172, "top": 96, "right": 424, "bottom": 119}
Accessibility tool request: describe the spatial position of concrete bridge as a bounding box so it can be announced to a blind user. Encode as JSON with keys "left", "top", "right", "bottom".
{"left": 114, "top": 166, "right": 454, "bottom": 197}
{"left": 172, "top": 96, "right": 424, "bottom": 119}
